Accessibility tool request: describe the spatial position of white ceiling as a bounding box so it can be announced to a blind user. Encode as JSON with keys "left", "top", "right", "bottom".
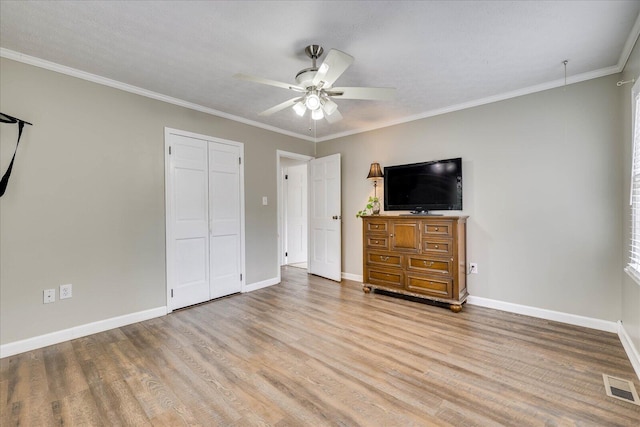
{"left": 1, "top": 1, "right": 639, "bottom": 142}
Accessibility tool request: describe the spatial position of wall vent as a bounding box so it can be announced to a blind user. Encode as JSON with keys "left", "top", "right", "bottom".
{"left": 602, "top": 374, "right": 640, "bottom": 406}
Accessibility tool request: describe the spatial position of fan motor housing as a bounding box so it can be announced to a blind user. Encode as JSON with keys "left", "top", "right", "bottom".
{"left": 295, "top": 68, "right": 318, "bottom": 89}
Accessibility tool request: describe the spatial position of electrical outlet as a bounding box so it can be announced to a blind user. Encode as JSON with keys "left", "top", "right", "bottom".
{"left": 262, "top": 196, "right": 268, "bottom": 206}
{"left": 43, "top": 289, "right": 55, "bottom": 304}
{"left": 60, "top": 284, "right": 72, "bottom": 299}
{"left": 469, "top": 263, "right": 478, "bottom": 274}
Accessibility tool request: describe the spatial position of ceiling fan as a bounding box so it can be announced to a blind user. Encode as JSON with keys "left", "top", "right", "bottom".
{"left": 234, "top": 45, "right": 396, "bottom": 123}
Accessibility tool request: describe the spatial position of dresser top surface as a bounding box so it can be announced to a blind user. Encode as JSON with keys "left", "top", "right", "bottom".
{"left": 361, "top": 215, "right": 468, "bottom": 220}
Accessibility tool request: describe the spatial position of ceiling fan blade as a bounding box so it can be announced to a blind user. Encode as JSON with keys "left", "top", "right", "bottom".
{"left": 259, "top": 97, "right": 303, "bottom": 116}
{"left": 325, "top": 109, "right": 343, "bottom": 124}
{"left": 234, "top": 73, "right": 305, "bottom": 92}
{"left": 328, "top": 87, "right": 396, "bottom": 100}
{"left": 312, "top": 49, "right": 354, "bottom": 88}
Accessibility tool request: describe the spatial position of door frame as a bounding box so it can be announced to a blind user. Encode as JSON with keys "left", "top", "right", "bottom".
{"left": 276, "top": 150, "right": 313, "bottom": 282}
{"left": 165, "top": 127, "right": 246, "bottom": 313}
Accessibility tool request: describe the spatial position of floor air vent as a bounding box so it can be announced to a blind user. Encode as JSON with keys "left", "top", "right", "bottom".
{"left": 602, "top": 374, "right": 640, "bottom": 406}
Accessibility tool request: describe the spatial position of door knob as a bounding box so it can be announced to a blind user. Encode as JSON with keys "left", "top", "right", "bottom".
{"left": 332, "top": 215, "right": 342, "bottom": 220}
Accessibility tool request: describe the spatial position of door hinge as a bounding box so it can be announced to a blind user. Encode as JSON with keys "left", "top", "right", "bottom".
{"left": 171, "top": 289, "right": 174, "bottom": 298}
{"left": 240, "top": 273, "right": 243, "bottom": 281}
{"left": 169, "top": 146, "right": 172, "bottom": 155}
{"left": 239, "top": 157, "right": 242, "bottom": 165}
{"left": 285, "top": 174, "right": 288, "bottom": 179}
{"left": 285, "top": 251, "right": 288, "bottom": 257}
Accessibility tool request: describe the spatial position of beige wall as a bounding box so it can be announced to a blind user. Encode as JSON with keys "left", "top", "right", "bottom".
{"left": 621, "top": 39, "right": 640, "bottom": 356}
{"left": 0, "top": 52, "right": 633, "bottom": 349}
{"left": 0, "top": 58, "right": 313, "bottom": 344}
{"left": 318, "top": 75, "right": 624, "bottom": 322}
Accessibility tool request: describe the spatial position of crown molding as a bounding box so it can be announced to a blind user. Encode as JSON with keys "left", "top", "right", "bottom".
{"left": 316, "top": 65, "right": 621, "bottom": 142}
{"left": 1, "top": 47, "right": 628, "bottom": 144}
{"left": 618, "top": 10, "right": 640, "bottom": 71}
{"left": 0, "top": 48, "right": 316, "bottom": 143}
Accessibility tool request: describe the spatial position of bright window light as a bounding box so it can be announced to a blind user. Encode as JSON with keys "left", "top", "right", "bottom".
{"left": 628, "top": 82, "right": 640, "bottom": 285}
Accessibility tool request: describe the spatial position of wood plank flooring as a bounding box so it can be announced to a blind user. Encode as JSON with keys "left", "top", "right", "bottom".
{"left": 2, "top": 266, "right": 639, "bottom": 426}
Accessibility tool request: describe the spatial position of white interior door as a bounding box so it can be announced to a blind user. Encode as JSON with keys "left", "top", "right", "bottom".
{"left": 309, "top": 154, "right": 342, "bottom": 281}
{"left": 209, "top": 141, "right": 243, "bottom": 299}
{"left": 166, "top": 133, "right": 210, "bottom": 310}
{"left": 285, "top": 164, "right": 307, "bottom": 265}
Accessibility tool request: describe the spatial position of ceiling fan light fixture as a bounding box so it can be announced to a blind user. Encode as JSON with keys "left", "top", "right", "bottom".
{"left": 292, "top": 101, "right": 306, "bottom": 116}
{"left": 322, "top": 98, "right": 338, "bottom": 116}
{"left": 305, "top": 92, "right": 321, "bottom": 110}
{"left": 235, "top": 44, "right": 394, "bottom": 126}
{"left": 311, "top": 108, "right": 324, "bottom": 121}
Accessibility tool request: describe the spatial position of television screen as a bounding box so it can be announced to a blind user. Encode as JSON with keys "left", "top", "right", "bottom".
{"left": 384, "top": 158, "right": 462, "bottom": 212}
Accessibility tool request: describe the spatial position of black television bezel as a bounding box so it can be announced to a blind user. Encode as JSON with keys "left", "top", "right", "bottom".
{"left": 383, "top": 157, "right": 463, "bottom": 212}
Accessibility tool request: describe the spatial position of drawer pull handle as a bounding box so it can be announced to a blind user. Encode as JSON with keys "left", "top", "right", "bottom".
{"left": 381, "top": 256, "right": 389, "bottom": 261}
{"left": 374, "top": 240, "right": 379, "bottom": 244}
{"left": 374, "top": 225, "right": 379, "bottom": 229}
{"left": 435, "top": 227, "right": 439, "bottom": 231}
{"left": 435, "top": 245, "right": 439, "bottom": 249}
{"left": 423, "top": 261, "right": 434, "bottom": 267}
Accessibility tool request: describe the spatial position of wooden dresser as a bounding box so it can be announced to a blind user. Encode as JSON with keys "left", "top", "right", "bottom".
{"left": 361, "top": 215, "right": 468, "bottom": 312}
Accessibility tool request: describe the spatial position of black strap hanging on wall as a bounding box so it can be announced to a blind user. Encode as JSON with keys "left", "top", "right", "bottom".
{"left": 0, "top": 112, "right": 33, "bottom": 197}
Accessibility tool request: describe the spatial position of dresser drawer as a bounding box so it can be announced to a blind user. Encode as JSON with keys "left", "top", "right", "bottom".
{"left": 406, "top": 255, "right": 452, "bottom": 276}
{"left": 367, "top": 251, "right": 402, "bottom": 268}
{"left": 422, "top": 220, "right": 453, "bottom": 237}
{"left": 406, "top": 274, "right": 453, "bottom": 298}
{"left": 365, "top": 267, "right": 403, "bottom": 289}
{"left": 422, "top": 238, "right": 454, "bottom": 257}
{"left": 366, "top": 220, "right": 388, "bottom": 233}
{"left": 366, "top": 235, "right": 389, "bottom": 249}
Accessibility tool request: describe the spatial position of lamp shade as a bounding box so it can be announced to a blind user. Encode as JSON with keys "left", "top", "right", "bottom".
{"left": 322, "top": 98, "right": 338, "bottom": 116}
{"left": 305, "top": 92, "right": 321, "bottom": 110}
{"left": 367, "top": 162, "right": 384, "bottom": 180}
{"left": 311, "top": 108, "right": 324, "bottom": 121}
{"left": 292, "top": 101, "right": 306, "bottom": 117}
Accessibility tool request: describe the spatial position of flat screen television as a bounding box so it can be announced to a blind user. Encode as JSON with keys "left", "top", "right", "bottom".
{"left": 384, "top": 157, "right": 462, "bottom": 213}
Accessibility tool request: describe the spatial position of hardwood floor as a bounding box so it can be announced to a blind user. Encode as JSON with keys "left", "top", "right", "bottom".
{"left": 2, "top": 266, "right": 639, "bottom": 426}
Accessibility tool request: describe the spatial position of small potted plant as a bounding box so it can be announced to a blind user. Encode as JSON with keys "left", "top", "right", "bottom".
{"left": 356, "top": 196, "right": 380, "bottom": 217}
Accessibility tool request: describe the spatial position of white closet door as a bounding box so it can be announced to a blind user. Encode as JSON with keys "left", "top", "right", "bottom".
{"left": 166, "top": 128, "right": 245, "bottom": 311}
{"left": 167, "top": 134, "right": 210, "bottom": 310}
{"left": 209, "top": 141, "right": 242, "bottom": 299}
{"left": 308, "top": 154, "right": 342, "bottom": 282}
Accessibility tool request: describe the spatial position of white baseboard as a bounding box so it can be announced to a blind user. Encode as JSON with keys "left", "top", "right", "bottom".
{"left": 0, "top": 306, "right": 167, "bottom": 359}
{"left": 2, "top": 275, "right": 283, "bottom": 359}
{"left": 342, "top": 272, "right": 363, "bottom": 282}
{"left": 618, "top": 321, "right": 640, "bottom": 381}
{"left": 467, "top": 296, "right": 618, "bottom": 333}
{"left": 243, "top": 276, "right": 280, "bottom": 293}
